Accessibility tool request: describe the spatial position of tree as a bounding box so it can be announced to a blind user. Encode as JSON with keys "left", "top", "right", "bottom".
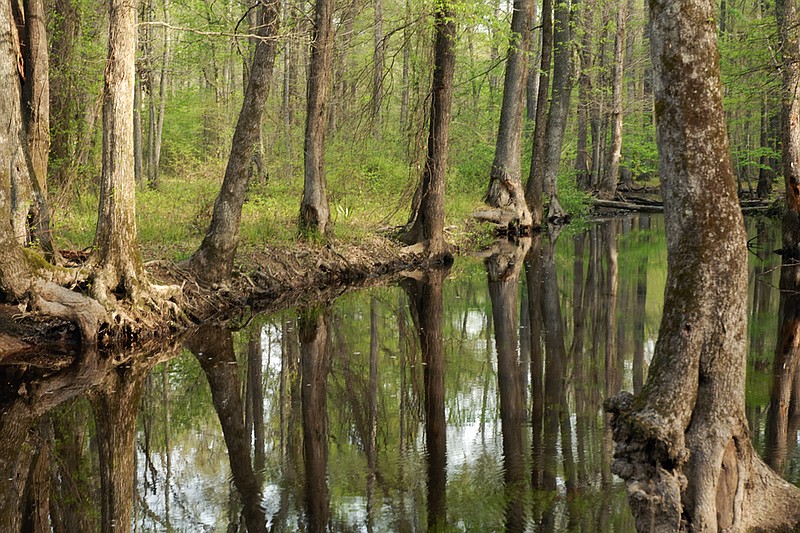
{"left": 88, "top": 0, "right": 148, "bottom": 303}
{"left": 524, "top": 0, "right": 553, "bottom": 226}
{"left": 185, "top": 0, "right": 281, "bottom": 285}
{"left": 598, "top": 4, "right": 626, "bottom": 199}
{"left": 605, "top": 0, "right": 800, "bottom": 529}
{"left": 398, "top": 0, "right": 456, "bottom": 255}
{"left": 539, "top": 0, "right": 577, "bottom": 221}
{"left": 483, "top": 0, "right": 534, "bottom": 233}
{"left": 299, "top": 0, "right": 335, "bottom": 236}
{"left": 767, "top": 0, "right": 800, "bottom": 478}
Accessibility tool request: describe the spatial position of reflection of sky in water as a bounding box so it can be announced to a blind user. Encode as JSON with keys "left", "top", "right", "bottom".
{"left": 128, "top": 216, "right": 798, "bottom": 532}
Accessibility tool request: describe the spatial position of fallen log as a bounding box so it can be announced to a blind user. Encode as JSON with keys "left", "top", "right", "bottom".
{"left": 592, "top": 199, "right": 664, "bottom": 212}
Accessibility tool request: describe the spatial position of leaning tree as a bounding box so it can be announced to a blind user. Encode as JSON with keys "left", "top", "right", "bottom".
{"left": 605, "top": 1, "right": 800, "bottom": 530}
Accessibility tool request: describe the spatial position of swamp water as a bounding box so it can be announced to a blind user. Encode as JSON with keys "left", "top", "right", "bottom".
{"left": 1, "top": 214, "right": 797, "bottom": 532}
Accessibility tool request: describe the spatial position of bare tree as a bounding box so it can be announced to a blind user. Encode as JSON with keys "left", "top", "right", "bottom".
{"left": 185, "top": 0, "right": 281, "bottom": 285}
{"left": 398, "top": 0, "right": 456, "bottom": 256}
{"left": 605, "top": 0, "right": 800, "bottom": 529}
{"left": 483, "top": 0, "right": 534, "bottom": 233}
{"left": 299, "top": 0, "right": 335, "bottom": 236}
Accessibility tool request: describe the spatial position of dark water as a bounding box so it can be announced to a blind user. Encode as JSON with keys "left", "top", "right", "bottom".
{"left": 1, "top": 214, "right": 797, "bottom": 532}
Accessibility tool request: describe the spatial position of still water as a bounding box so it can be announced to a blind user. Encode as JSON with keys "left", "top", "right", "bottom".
{"left": 1, "top": 214, "right": 797, "bottom": 532}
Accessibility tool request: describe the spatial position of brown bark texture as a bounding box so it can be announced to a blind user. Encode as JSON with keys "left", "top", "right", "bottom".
{"left": 524, "top": 0, "right": 552, "bottom": 226}
{"left": 605, "top": 3, "right": 800, "bottom": 531}
{"left": 186, "top": 0, "right": 280, "bottom": 284}
{"left": 299, "top": 0, "right": 334, "bottom": 236}
{"left": 598, "top": 4, "right": 626, "bottom": 199}
{"left": 484, "top": 0, "right": 534, "bottom": 231}
{"left": 90, "top": 0, "right": 146, "bottom": 302}
{"left": 398, "top": 0, "right": 456, "bottom": 255}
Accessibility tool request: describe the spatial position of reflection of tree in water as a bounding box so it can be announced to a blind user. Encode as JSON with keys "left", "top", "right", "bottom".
{"left": 402, "top": 269, "right": 448, "bottom": 532}
{"left": 185, "top": 325, "right": 268, "bottom": 533}
{"left": 485, "top": 237, "right": 529, "bottom": 532}
{"left": 766, "top": 214, "right": 800, "bottom": 475}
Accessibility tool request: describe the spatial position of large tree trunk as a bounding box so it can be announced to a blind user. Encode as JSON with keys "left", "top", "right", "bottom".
{"left": 398, "top": 1, "right": 456, "bottom": 256}
{"left": 299, "top": 0, "right": 334, "bottom": 236}
{"left": 484, "top": 0, "right": 534, "bottom": 232}
{"left": 22, "top": 0, "right": 58, "bottom": 258}
{"left": 0, "top": 0, "right": 35, "bottom": 300}
{"left": 185, "top": 0, "right": 280, "bottom": 285}
{"left": 524, "top": 0, "right": 553, "bottom": 226}
{"left": 540, "top": 0, "right": 577, "bottom": 222}
{"left": 90, "top": 0, "right": 147, "bottom": 303}
{"left": 605, "top": 1, "right": 800, "bottom": 530}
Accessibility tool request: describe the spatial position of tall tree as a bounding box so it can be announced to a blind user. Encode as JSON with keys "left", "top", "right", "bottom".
{"left": 185, "top": 0, "right": 281, "bottom": 284}
{"left": 540, "top": 0, "right": 578, "bottom": 221}
{"left": 299, "top": 0, "right": 335, "bottom": 236}
{"left": 525, "top": 0, "right": 553, "bottom": 226}
{"left": 398, "top": 0, "right": 456, "bottom": 255}
{"left": 484, "top": 0, "right": 534, "bottom": 232}
{"left": 372, "top": 0, "right": 384, "bottom": 133}
{"left": 598, "top": 4, "right": 626, "bottom": 199}
{"left": 88, "top": 0, "right": 147, "bottom": 302}
{"left": 605, "top": 0, "right": 800, "bottom": 529}
{"left": 22, "top": 0, "right": 58, "bottom": 257}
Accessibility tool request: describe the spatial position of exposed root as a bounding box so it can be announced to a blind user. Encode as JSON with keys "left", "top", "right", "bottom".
{"left": 27, "top": 281, "right": 106, "bottom": 347}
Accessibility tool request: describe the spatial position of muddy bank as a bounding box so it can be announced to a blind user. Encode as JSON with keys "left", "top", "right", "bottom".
{"left": 0, "top": 235, "right": 446, "bottom": 364}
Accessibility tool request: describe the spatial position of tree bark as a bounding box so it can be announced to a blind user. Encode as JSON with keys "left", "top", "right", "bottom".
{"left": 575, "top": 0, "right": 594, "bottom": 192}
{"left": 605, "top": 1, "right": 800, "bottom": 530}
{"left": 484, "top": 0, "right": 534, "bottom": 231}
{"left": 372, "top": 0, "right": 384, "bottom": 134}
{"left": 398, "top": 0, "right": 456, "bottom": 256}
{"left": 540, "top": 0, "right": 577, "bottom": 222}
{"left": 90, "top": 0, "right": 147, "bottom": 303}
{"left": 525, "top": 0, "right": 553, "bottom": 226}
{"left": 185, "top": 0, "right": 280, "bottom": 285}
{"left": 299, "top": 0, "right": 335, "bottom": 236}
{"left": 22, "top": 0, "right": 58, "bottom": 258}
{"left": 598, "top": 4, "right": 626, "bottom": 199}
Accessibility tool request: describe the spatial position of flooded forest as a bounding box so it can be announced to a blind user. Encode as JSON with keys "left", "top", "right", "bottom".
{"left": 3, "top": 216, "right": 798, "bottom": 532}
{"left": 3, "top": 0, "right": 800, "bottom": 529}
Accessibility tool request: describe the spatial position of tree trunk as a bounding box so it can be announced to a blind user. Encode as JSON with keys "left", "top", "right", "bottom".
{"left": 605, "top": 1, "right": 800, "bottom": 529}
{"left": 299, "top": 0, "right": 334, "bottom": 236}
{"left": 398, "top": 0, "right": 456, "bottom": 256}
{"left": 90, "top": 0, "right": 147, "bottom": 303}
{"left": 485, "top": 0, "right": 534, "bottom": 232}
{"left": 0, "top": 0, "right": 36, "bottom": 300}
{"left": 575, "top": 0, "right": 594, "bottom": 191}
{"left": 540, "top": 0, "right": 578, "bottom": 222}
{"left": 185, "top": 0, "right": 280, "bottom": 285}
{"left": 598, "top": 4, "right": 626, "bottom": 199}
{"left": 371, "top": 0, "right": 384, "bottom": 134}
{"left": 525, "top": 0, "right": 553, "bottom": 226}
{"left": 22, "top": 0, "right": 58, "bottom": 258}
{"left": 148, "top": 0, "right": 170, "bottom": 190}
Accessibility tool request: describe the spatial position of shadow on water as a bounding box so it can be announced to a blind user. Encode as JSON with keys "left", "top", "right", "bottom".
{"left": 2, "top": 214, "right": 799, "bottom": 531}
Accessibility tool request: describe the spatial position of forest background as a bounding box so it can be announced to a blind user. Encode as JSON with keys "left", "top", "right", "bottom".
{"left": 44, "top": 0, "right": 779, "bottom": 261}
